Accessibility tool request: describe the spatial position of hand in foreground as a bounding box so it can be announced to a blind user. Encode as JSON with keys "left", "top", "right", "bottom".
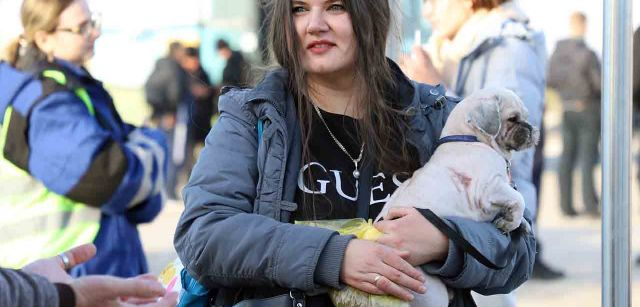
{"left": 72, "top": 274, "right": 178, "bottom": 307}
{"left": 23, "top": 243, "right": 97, "bottom": 283}
{"left": 375, "top": 207, "right": 449, "bottom": 266}
{"left": 399, "top": 45, "right": 443, "bottom": 85}
{"left": 340, "top": 239, "right": 426, "bottom": 301}
{"left": 23, "top": 243, "right": 177, "bottom": 307}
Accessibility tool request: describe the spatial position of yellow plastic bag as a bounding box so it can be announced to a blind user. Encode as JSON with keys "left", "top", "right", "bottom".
{"left": 158, "top": 257, "right": 184, "bottom": 301}
{"left": 296, "top": 219, "right": 409, "bottom": 307}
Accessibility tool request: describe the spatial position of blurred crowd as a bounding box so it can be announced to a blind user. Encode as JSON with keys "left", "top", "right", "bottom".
{"left": 0, "top": 0, "right": 639, "bottom": 306}
{"left": 144, "top": 39, "right": 251, "bottom": 200}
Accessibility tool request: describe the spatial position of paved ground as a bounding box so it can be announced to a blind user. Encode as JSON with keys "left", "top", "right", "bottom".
{"left": 138, "top": 106, "right": 640, "bottom": 306}
{"left": 513, "top": 108, "right": 640, "bottom": 307}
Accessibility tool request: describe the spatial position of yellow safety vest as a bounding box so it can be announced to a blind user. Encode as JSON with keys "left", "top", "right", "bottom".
{"left": 0, "top": 69, "right": 101, "bottom": 268}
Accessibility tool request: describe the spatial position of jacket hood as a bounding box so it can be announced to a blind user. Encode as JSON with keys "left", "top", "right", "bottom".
{"left": 497, "top": 0, "right": 530, "bottom": 23}
{"left": 472, "top": 3, "right": 537, "bottom": 48}
{"left": 461, "top": 2, "right": 546, "bottom": 69}
{"left": 0, "top": 62, "right": 40, "bottom": 122}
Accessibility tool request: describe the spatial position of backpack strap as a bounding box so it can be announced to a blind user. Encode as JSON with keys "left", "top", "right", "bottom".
{"left": 257, "top": 118, "right": 264, "bottom": 144}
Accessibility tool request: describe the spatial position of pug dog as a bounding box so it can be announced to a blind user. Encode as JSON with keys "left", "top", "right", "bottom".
{"left": 376, "top": 87, "right": 538, "bottom": 307}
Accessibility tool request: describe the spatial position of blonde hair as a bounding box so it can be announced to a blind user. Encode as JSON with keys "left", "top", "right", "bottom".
{"left": 4, "top": 0, "right": 74, "bottom": 69}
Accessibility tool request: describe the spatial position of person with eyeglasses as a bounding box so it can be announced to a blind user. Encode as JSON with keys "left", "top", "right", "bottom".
{"left": 0, "top": 0, "right": 168, "bottom": 278}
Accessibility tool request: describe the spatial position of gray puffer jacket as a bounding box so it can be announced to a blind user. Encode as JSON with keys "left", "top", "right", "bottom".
{"left": 173, "top": 62, "right": 536, "bottom": 305}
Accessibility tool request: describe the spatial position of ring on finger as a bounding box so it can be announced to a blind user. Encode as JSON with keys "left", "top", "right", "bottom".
{"left": 373, "top": 274, "right": 382, "bottom": 284}
{"left": 58, "top": 253, "right": 71, "bottom": 271}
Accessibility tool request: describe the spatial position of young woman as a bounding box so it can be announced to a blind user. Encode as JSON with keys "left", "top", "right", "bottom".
{"left": 0, "top": 0, "right": 167, "bottom": 277}
{"left": 402, "top": 0, "right": 547, "bottom": 306}
{"left": 174, "top": 0, "right": 535, "bottom": 305}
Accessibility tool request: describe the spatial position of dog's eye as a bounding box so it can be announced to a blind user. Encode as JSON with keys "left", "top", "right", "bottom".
{"left": 507, "top": 117, "right": 518, "bottom": 123}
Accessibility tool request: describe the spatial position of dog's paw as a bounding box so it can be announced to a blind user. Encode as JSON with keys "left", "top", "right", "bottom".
{"left": 493, "top": 205, "right": 523, "bottom": 233}
{"left": 494, "top": 216, "right": 518, "bottom": 233}
{"left": 490, "top": 196, "right": 526, "bottom": 233}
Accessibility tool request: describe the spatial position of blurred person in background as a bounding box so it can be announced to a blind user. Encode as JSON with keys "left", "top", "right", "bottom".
{"left": 174, "top": 0, "right": 535, "bottom": 306}
{"left": 547, "top": 11, "right": 601, "bottom": 218}
{"left": 402, "top": 0, "right": 549, "bottom": 304}
{"left": 216, "top": 39, "right": 250, "bottom": 87}
{"left": 145, "top": 42, "right": 189, "bottom": 124}
{"left": 0, "top": 0, "right": 168, "bottom": 277}
{"left": 3, "top": 244, "right": 177, "bottom": 307}
{"left": 145, "top": 41, "right": 192, "bottom": 200}
{"left": 181, "top": 46, "right": 216, "bottom": 176}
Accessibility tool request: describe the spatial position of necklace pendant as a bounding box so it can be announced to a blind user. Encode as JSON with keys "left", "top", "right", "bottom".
{"left": 353, "top": 161, "right": 360, "bottom": 179}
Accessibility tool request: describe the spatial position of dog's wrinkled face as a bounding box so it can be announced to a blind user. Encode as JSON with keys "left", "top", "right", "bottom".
{"left": 465, "top": 88, "right": 539, "bottom": 153}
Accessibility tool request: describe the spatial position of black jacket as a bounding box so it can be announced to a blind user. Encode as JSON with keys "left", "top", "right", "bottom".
{"left": 222, "top": 51, "right": 249, "bottom": 87}
{"left": 144, "top": 57, "right": 191, "bottom": 117}
{"left": 547, "top": 38, "right": 601, "bottom": 104}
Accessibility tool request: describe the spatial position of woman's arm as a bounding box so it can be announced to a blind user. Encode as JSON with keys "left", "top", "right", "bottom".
{"left": 423, "top": 210, "right": 535, "bottom": 294}
{"left": 174, "top": 106, "right": 426, "bottom": 298}
{"left": 28, "top": 91, "right": 167, "bottom": 220}
{"left": 173, "top": 109, "right": 348, "bottom": 292}
{"left": 0, "top": 268, "right": 61, "bottom": 307}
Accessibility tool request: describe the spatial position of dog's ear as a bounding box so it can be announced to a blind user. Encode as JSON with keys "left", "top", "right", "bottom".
{"left": 466, "top": 97, "right": 501, "bottom": 137}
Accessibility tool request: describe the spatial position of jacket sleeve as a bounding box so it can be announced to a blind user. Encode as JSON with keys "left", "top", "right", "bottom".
{"left": 422, "top": 210, "right": 536, "bottom": 295}
{"left": 174, "top": 107, "right": 352, "bottom": 292}
{"left": 0, "top": 268, "right": 61, "bottom": 307}
{"left": 28, "top": 91, "right": 167, "bottom": 221}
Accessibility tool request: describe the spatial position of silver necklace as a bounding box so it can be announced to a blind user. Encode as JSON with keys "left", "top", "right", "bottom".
{"left": 312, "top": 104, "right": 365, "bottom": 179}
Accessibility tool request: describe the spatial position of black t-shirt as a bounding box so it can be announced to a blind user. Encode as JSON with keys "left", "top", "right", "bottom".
{"left": 293, "top": 108, "right": 410, "bottom": 221}
{"left": 292, "top": 108, "right": 414, "bottom": 307}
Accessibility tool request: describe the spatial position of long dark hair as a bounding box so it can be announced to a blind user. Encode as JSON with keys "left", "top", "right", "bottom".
{"left": 263, "top": 0, "right": 416, "bottom": 175}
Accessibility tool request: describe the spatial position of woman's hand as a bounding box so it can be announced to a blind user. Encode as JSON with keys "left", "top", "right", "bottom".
{"left": 340, "top": 239, "right": 427, "bottom": 301}
{"left": 399, "top": 45, "right": 443, "bottom": 85}
{"left": 22, "top": 243, "right": 97, "bottom": 283}
{"left": 375, "top": 207, "right": 449, "bottom": 266}
{"left": 71, "top": 274, "right": 177, "bottom": 307}
{"left": 22, "top": 244, "right": 177, "bottom": 307}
